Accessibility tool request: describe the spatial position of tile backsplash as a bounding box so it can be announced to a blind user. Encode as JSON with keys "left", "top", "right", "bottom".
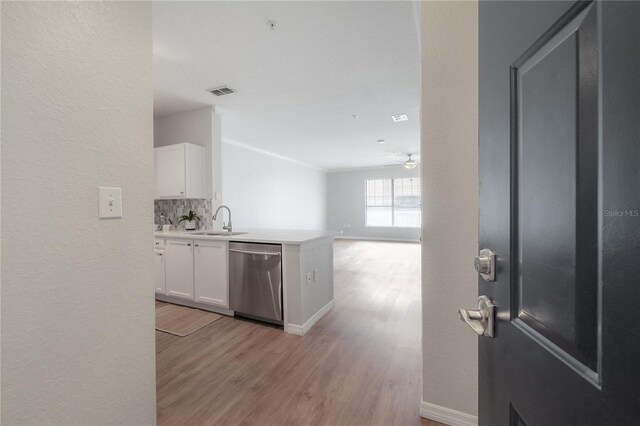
{"left": 154, "top": 199, "right": 213, "bottom": 230}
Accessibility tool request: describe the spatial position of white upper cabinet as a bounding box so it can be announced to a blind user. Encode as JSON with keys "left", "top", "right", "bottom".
{"left": 154, "top": 143, "right": 205, "bottom": 199}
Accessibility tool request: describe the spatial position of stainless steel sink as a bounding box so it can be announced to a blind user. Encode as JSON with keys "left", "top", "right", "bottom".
{"left": 190, "top": 231, "right": 247, "bottom": 236}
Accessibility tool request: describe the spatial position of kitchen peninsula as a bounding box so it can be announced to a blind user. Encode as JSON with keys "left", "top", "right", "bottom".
{"left": 154, "top": 229, "right": 334, "bottom": 336}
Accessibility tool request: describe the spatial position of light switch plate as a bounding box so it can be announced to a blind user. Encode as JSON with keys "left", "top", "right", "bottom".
{"left": 98, "top": 187, "right": 122, "bottom": 219}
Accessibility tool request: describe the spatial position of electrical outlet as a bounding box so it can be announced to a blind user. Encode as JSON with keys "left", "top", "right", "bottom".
{"left": 306, "top": 272, "right": 313, "bottom": 286}
{"left": 314, "top": 269, "right": 320, "bottom": 282}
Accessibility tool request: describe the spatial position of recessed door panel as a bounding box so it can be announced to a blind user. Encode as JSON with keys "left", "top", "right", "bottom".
{"left": 512, "top": 4, "right": 598, "bottom": 372}
{"left": 518, "top": 30, "right": 578, "bottom": 345}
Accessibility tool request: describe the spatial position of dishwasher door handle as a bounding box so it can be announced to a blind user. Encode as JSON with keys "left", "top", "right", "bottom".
{"left": 229, "top": 248, "right": 281, "bottom": 257}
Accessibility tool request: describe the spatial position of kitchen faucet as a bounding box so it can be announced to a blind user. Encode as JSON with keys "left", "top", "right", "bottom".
{"left": 213, "top": 205, "right": 232, "bottom": 232}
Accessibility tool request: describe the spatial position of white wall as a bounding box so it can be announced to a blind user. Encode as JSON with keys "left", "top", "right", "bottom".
{"left": 421, "top": 0, "right": 479, "bottom": 423}
{"left": 327, "top": 166, "right": 421, "bottom": 242}
{"left": 222, "top": 141, "right": 327, "bottom": 231}
{"left": 1, "top": 2, "right": 156, "bottom": 424}
{"left": 154, "top": 107, "right": 214, "bottom": 148}
{"left": 154, "top": 107, "right": 223, "bottom": 204}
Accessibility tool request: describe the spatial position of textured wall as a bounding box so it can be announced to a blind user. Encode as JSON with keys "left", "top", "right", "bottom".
{"left": 421, "top": 0, "right": 479, "bottom": 419}
{"left": 1, "top": 2, "right": 156, "bottom": 424}
{"left": 222, "top": 142, "right": 327, "bottom": 231}
{"left": 327, "top": 166, "right": 421, "bottom": 241}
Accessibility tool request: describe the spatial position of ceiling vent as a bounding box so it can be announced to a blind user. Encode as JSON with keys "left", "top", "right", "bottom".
{"left": 208, "top": 86, "right": 236, "bottom": 96}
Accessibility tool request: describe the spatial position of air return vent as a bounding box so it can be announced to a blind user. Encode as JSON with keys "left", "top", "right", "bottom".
{"left": 208, "top": 86, "right": 236, "bottom": 96}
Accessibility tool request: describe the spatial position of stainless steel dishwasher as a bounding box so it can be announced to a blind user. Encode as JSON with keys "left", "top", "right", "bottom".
{"left": 228, "top": 242, "right": 283, "bottom": 325}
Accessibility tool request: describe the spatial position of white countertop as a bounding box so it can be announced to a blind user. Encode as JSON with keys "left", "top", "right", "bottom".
{"left": 154, "top": 228, "right": 334, "bottom": 245}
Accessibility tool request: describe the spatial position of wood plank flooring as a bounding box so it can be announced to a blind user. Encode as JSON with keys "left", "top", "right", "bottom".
{"left": 156, "top": 239, "right": 440, "bottom": 426}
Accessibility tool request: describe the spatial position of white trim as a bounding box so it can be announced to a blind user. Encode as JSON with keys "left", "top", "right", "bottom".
{"left": 285, "top": 299, "right": 334, "bottom": 336}
{"left": 284, "top": 323, "right": 303, "bottom": 336}
{"left": 419, "top": 401, "right": 478, "bottom": 426}
{"left": 411, "top": 0, "right": 422, "bottom": 54}
{"left": 281, "top": 244, "right": 289, "bottom": 332}
{"left": 302, "top": 299, "right": 334, "bottom": 335}
{"left": 364, "top": 225, "right": 421, "bottom": 230}
{"left": 222, "top": 138, "right": 326, "bottom": 172}
{"left": 155, "top": 294, "right": 234, "bottom": 317}
{"left": 327, "top": 164, "right": 411, "bottom": 173}
{"left": 153, "top": 105, "right": 215, "bottom": 119}
{"left": 335, "top": 235, "right": 420, "bottom": 244}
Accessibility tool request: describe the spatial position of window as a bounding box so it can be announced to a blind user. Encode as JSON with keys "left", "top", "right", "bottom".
{"left": 365, "top": 178, "right": 421, "bottom": 227}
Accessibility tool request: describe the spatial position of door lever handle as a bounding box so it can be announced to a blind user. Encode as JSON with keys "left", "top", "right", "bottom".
{"left": 459, "top": 309, "right": 486, "bottom": 335}
{"left": 458, "top": 295, "right": 496, "bottom": 337}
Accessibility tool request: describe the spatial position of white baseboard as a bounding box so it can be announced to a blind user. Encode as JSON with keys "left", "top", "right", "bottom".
{"left": 302, "top": 299, "right": 334, "bottom": 334}
{"left": 420, "top": 401, "right": 478, "bottom": 426}
{"left": 285, "top": 323, "right": 304, "bottom": 335}
{"left": 285, "top": 299, "right": 335, "bottom": 336}
{"left": 335, "top": 235, "right": 420, "bottom": 243}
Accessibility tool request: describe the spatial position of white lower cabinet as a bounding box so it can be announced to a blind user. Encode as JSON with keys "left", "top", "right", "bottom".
{"left": 154, "top": 249, "right": 166, "bottom": 294}
{"left": 194, "top": 240, "right": 228, "bottom": 308}
{"left": 165, "top": 239, "right": 195, "bottom": 300}
{"left": 161, "top": 238, "right": 229, "bottom": 308}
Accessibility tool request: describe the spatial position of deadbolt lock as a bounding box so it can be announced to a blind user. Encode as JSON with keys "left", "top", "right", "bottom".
{"left": 474, "top": 248, "right": 496, "bottom": 281}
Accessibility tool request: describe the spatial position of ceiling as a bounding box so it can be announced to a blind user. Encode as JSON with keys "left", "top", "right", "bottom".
{"left": 153, "top": 1, "right": 421, "bottom": 170}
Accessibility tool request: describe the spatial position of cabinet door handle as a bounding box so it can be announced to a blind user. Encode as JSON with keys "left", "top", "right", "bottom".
{"left": 187, "top": 243, "right": 191, "bottom": 247}
{"left": 194, "top": 244, "right": 199, "bottom": 247}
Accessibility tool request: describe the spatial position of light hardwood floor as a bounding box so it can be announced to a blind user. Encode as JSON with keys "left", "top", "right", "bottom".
{"left": 156, "top": 239, "right": 441, "bottom": 426}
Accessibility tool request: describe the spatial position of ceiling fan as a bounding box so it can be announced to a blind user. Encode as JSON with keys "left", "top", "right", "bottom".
{"left": 402, "top": 154, "right": 418, "bottom": 169}
{"left": 380, "top": 151, "right": 420, "bottom": 169}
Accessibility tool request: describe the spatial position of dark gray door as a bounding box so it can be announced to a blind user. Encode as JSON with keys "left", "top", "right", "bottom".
{"left": 475, "top": 1, "right": 640, "bottom": 424}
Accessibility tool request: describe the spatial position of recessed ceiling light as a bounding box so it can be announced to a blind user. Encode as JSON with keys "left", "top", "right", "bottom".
{"left": 377, "top": 139, "right": 385, "bottom": 144}
{"left": 392, "top": 114, "right": 408, "bottom": 122}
